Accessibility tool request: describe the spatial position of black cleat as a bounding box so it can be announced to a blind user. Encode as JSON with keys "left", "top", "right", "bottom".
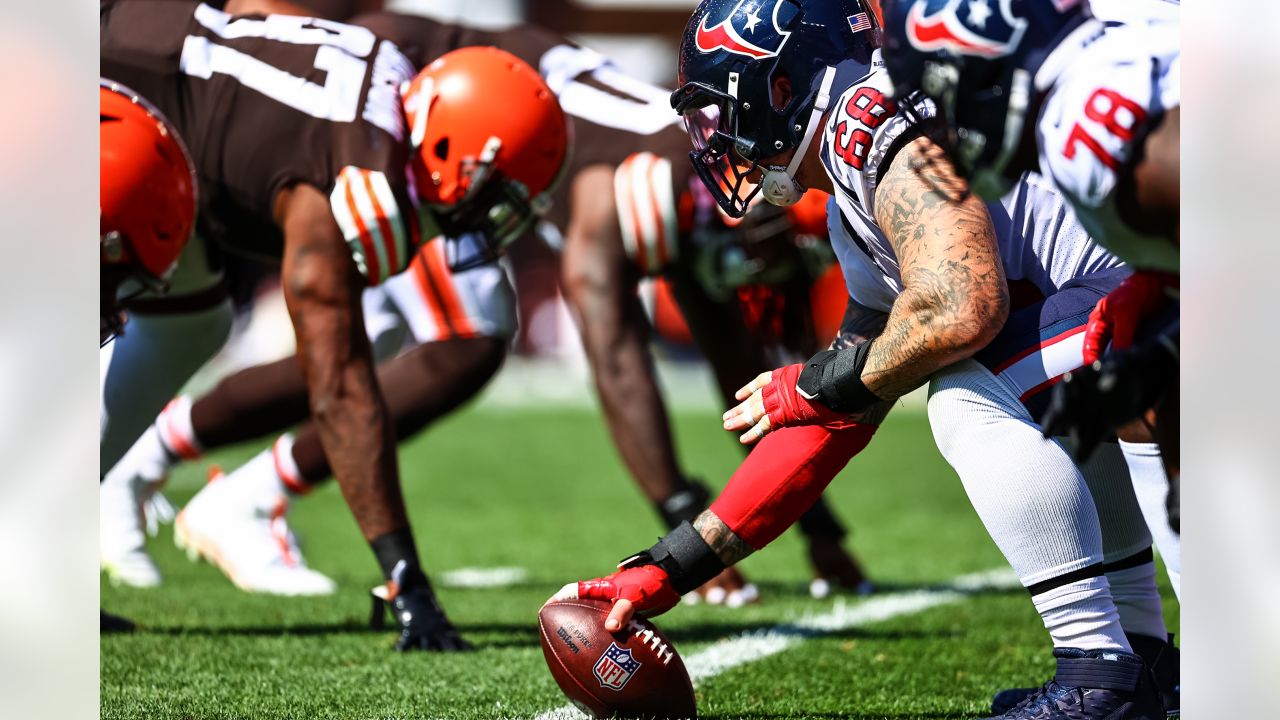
{"left": 101, "top": 609, "right": 135, "bottom": 634}
{"left": 992, "top": 635, "right": 1179, "bottom": 717}
{"left": 984, "top": 647, "right": 1164, "bottom": 720}
{"left": 369, "top": 564, "right": 471, "bottom": 652}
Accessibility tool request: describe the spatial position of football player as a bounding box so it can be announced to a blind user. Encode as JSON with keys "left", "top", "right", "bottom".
{"left": 102, "top": 5, "right": 873, "bottom": 603}
{"left": 551, "top": 2, "right": 1174, "bottom": 718}
{"left": 100, "top": 79, "right": 199, "bottom": 631}
{"left": 878, "top": 0, "right": 1180, "bottom": 527}
{"left": 101, "top": 0, "right": 568, "bottom": 650}
{"left": 356, "top": 8, "right": 872, "bottom": 601}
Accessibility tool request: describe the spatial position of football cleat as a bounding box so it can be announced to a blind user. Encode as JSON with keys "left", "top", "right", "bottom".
{"left": 985, "top": 647, "right": 1164, "bottom": 720}
{"left": 101, "top": 609, "right": 136, "bottom": 634}
{"left": 991, "top": 634, "right": 1179, "bottom": 717}
{"left": 174, "top": 469, "right": 335, "bottom": 596}
{"left": 807, "top": 537, "right": 875, "bottom": 599}
{"left": 99, "top": 443, "right": 174, "bottom": 588}
{"left": 370, "top": 563, "right": 472, "bottom": 652}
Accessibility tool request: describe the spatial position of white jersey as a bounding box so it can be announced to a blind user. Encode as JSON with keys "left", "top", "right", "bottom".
{"left": 818, "top": 58, "right": 1121, "bottom": 313}
{"left": 1034, "top": 15, "right": 1180, "bottom": 272}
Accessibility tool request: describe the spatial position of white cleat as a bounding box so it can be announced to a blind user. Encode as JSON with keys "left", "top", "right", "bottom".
{"left": 175, "top": 470, "right": 336, "bottom": 597}
{"left": 100, "top": 443, "right": 172, "bottom": 588}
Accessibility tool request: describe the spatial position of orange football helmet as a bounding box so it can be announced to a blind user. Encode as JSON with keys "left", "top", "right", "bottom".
{"left": 100, "top": 80, "right": 197, "bottom": 286}
{"left": 100, "top": 80, "right": 197, "bottom": 341}
{"left": 402, "top": 46, "right": 570, "bottom": 269}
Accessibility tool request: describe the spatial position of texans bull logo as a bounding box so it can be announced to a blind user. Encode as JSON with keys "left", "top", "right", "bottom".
{"left": 905, "top": 0, "right": 1027, "bottom": 59}
{"left": 592, "top": 643, "right": 642, "bottom": 691}
{"left": 695, "top": 0, "right": 794, "bottom": 60}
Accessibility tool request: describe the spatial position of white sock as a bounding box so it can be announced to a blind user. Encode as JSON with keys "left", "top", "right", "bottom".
{"left": 928, "top": 361, "right": 1128, "bottom": 652}
{"left": 155, "top": 395, "right": 202, "bottom": 461}
{"left": 219, "top": 448, "right": 290, "bottom": 513}
{"left": 271, "top": 434, "right": 309, "bottom": 498}
{"left": 1120, "top": 440, "right": 1181, "bottom": 599}
{"left": 1032, "top": 575, "right": 1131, "bottom": 651}
{"left": 1106, "top": 562, "right": 1168, "bottom": 641}
{"left": 108, "top": 424, "right": 175, "bottom": 484}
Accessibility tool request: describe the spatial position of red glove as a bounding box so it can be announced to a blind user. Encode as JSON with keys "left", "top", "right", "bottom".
{"left": 761, "top": 363, "right": 853, "bottom": 429}
{"left": 575, "top": 565, "right": 681, "bottom": 620}
{"left": 1082, "top": 271, "right": 1177, "bottom": 365}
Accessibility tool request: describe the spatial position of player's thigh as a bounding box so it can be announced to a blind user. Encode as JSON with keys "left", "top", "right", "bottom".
{"left": 972, "top": 267, "right": 1131, "bottom": 419}
{"left": 381, "top": 239, "right": 517, "bottom": 347}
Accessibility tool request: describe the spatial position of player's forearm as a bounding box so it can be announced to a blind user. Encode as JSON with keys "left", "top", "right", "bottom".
{"left": 861, "top": 281, "right": 1004, "bottom": 400}
{"left": 586, "top": 325, "right": 685, "bottom": 501}
{"left": 303, "top": 344, "right": 408, "bottom": 540}
{"left": 867, "top": 136, "right": 1008, "bottom": 401}
{"left": 692, "top": 510, "right": 755, "bottom": 566}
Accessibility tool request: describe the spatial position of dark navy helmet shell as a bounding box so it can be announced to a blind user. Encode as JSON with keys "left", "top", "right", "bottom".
{"left": 879, "top": 0, "right": 1088, "bottom": 197}
{"left": 672, "top": 0, "right": 880, "bottom": 217}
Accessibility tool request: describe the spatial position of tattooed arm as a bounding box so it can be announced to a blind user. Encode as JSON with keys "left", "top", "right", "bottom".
{"left": 863, "top": 135, "right": 1009, "bottom": 400}
{"left": 694, "top": 510, "right": 756, "bottom": 566}
{"left": 276, "top": 183, "right": 408, "bottom": 542}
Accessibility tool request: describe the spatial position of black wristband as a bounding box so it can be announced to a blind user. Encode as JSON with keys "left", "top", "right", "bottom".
{"left": 797, "top": 344, "right": 882, "bottom": 413}
{"left": 620, "top": 521, "right": 726, "bottom": 595}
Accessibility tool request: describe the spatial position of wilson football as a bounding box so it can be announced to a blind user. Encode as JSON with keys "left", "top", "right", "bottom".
{"left": 538, "top": 599, "right": 696, "bottom": 719}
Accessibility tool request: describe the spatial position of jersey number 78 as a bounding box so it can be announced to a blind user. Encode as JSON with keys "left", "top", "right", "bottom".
{"left": 1062, "top": 88, "right": 1148, "bottom": 171}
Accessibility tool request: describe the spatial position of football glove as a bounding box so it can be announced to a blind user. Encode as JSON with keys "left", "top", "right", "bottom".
{"left": 1041, "top": 327, "right": 1178, "bottom": 461}
{"left": 1082, "top": 271, "right": 1176, "bottom": 364}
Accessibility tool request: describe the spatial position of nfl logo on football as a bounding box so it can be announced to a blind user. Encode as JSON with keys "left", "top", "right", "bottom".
{"left": 593, "top": 643, "right": 643, "bottom": 691}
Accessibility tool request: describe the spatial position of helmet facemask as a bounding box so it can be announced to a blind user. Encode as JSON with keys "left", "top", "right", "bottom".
{"left": 673, "top": 63, "right": 835, "bottom": 219}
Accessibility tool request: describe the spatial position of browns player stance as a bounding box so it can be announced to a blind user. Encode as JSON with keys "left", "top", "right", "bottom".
{"left": 101, "top": 0, "right": 569, "bottom": 649}
{"left": 100, "top": 80, "right": 200, "bottom": 631}
{"left": 879, "top": 0, "right": 1181, "bottom": 532}
{"left": 101, "top": 2, "right": 873, "bottom": 603}
{"left": 551, "top": 1, "right": 1175, "bottom": 718}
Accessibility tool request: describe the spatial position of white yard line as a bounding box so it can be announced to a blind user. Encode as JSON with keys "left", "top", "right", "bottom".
{"left": 531, "top": 568, "right": 1019, "bottom": 720}
{"left": 440, "top": 566, "right": 529, "bottom": 589}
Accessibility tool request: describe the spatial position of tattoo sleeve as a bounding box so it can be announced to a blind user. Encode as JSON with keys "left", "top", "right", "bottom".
{"left": 694, "top": 510, "right": 755, "bottom": 566}
{"left": 862, "top": 136, "right": 1009, "bottom": 400}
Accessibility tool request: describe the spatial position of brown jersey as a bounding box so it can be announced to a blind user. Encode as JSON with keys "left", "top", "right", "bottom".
{"left": 101, "top": 0, "right": 426, "bottom": 284}
{"left": 350, "top": 11, "right": 697, "bottom": 274}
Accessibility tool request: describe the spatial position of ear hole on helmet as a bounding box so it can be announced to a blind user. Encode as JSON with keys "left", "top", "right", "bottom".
{"left": 434, "top": 138, "right": 450, "bottom": 161}
{"left": 770, "top": 71, "right": 792, "bottom": 112}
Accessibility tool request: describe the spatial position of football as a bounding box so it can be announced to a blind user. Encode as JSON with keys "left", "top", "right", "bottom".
{"left": 538, "top": 599, "right": 697, "bottom": 719}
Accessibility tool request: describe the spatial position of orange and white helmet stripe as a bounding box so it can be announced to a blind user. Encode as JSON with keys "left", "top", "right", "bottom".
{"left": 330, "top": 166, "right": 413, "bottom": 285}
{"left": 614, "top": 152, "right": 678, "bottom": 276}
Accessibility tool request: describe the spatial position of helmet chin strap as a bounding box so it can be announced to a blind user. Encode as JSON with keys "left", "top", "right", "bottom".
{"left": 761, "top": 65, "right": 837, "bottom": 207}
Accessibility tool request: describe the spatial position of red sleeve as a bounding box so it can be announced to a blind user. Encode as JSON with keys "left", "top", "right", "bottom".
{"left": 710, "top": 422, "right": 876, "bottom": 549}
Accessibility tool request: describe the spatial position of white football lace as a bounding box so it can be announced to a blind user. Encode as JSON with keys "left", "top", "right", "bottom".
{"left": 628, "top": 620, "right": 674, "bottom": 666}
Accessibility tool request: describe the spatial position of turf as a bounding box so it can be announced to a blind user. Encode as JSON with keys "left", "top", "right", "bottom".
{"left": 101, "top": 405, "right": 1179, "bottom": 719}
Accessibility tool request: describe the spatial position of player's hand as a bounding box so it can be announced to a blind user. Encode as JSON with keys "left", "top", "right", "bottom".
{"left": 547, "top": 565, "right": 681, "bottom": 632}
{"left": 372, "top": 581, "right": 473, "bottom": 652}
{"left": 1082, "top": 271, "right": 1175, "bottom": 364}
{"left": 1041, "top": 339, "right": 1176, "bottom": 461}
{"left": 723, "top": 364, "right": 850, "bottom": 445}
{"left": 723, "top": 370, "right": 776, "bottom": 444}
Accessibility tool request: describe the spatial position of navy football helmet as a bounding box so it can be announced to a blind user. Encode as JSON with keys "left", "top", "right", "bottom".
{"left": 879, "top": 0, "right": 1088, "bottom": 198}
{"left": 671, "top": 0, "right": 880, "bottom": 218}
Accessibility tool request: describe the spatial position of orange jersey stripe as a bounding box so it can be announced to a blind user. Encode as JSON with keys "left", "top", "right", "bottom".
{"left": 362, "top": 172, "right": 401, "bottom": 276}
{"left": 646, "top": 158, "right": 671, "bottom": 267}
{"left": 409, "top": 244, "right": 454, "bottom": 338}
{"left": 343, "top": 178, "right": 381, "bottom": 283}
{"left": 423, "top": 241, "right": 478, "bottom": 337}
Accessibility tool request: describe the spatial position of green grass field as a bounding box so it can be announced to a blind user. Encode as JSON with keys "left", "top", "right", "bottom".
{"left": 101, "top": 403, "right": 1178, "bottom": 719}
